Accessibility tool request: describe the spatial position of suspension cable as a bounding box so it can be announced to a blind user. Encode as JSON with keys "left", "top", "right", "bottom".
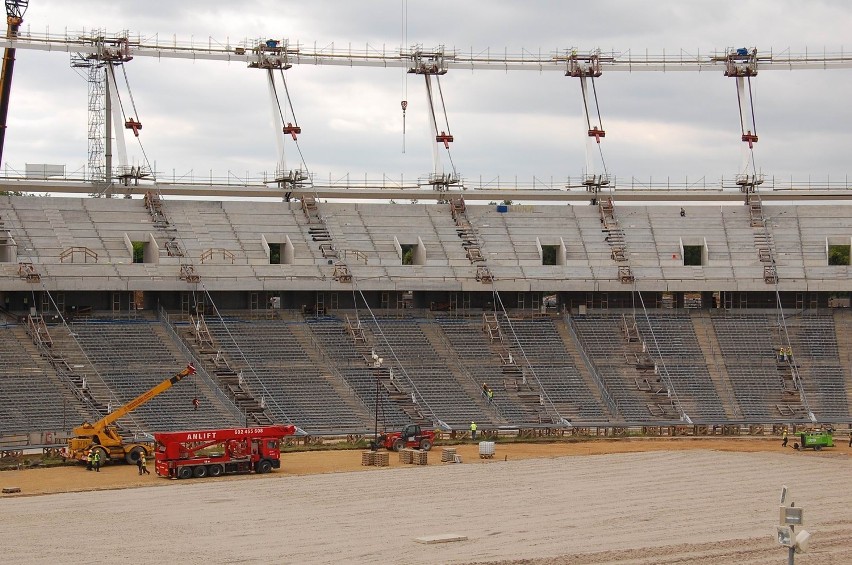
{"left": 350, "top": 279, "right": 444, "bottom": 428}
{"left": 424, "top": 75, "right": 440, "bottom": 134}
{"left": 1, "top": 204, "right": 149, "bottom": 432}
{"left": 735, "top": 79, "right": 746, "bottom": 135}
{"left": 747, "top": 75, "right": 758, "bottom": 136}
{"left": 579, "top": 73, "right": 592, "bottom": 130}
{"left": 435, "top": 74, "right": 452, "bottom": 135}
{"left": 120, "top": 63, "right": 141, "bottom": 120}
{"left": 106, "top": 64, "right": 128, "bottom": 122}
{"left": 488, "top": 284, "right": 569, "bottom": 425}
{"left": 194, "top": 281, "right": 294, "bottom": 425}
{"left": 590, "top": 75, "right": 604, "bottom": 131}
{"left": 634, "top": 289, "right": 690, "bottom": 423}
{"left": 279, "top": 68, "right": 300, "bottom": 125}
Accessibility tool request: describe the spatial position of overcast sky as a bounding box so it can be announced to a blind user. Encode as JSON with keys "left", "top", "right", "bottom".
{"left": 5, "top": 1, "right": 852, "bottom": 188}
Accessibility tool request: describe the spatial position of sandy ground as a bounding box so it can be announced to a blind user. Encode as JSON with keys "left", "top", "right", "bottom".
{"left": 1, "top": 438, "right": 850, "bottom": 564}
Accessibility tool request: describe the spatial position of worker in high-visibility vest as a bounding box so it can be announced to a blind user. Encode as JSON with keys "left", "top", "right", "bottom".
{"left": 86, "top": 450, "right": 94, "bottom": 471}
{"left": 92, "top": 450, "right": 101, "bottom": 472}
{"left": 470, "top": 421, "right": 477, "bottom": 441}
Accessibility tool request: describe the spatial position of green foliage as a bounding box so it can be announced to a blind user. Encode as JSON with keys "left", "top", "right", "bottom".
{"left": 501, "top": 199, "right": 513, "bottom": 206}
{"left": 828, "top": 245, "right": 850, "bottom": 266}
{"left": 269, "top": 242, "right": 281, "bottom": 265}
{"left": 401, "top": 245, "right": 415, "bottom": 265}
{"left": 541, "top": 245, "right": 559, "bottom": 265}
{"left": 131, "top": 241, "right": 144, "bottom": 263}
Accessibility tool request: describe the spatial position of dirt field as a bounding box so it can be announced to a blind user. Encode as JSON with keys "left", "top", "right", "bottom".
{"left": 1, "top": 438, "right": 850, "bottom": 564}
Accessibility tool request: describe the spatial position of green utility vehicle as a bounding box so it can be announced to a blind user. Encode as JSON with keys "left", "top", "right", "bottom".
{"left": 794, "top": 430, "right": 834, "bottom": 451}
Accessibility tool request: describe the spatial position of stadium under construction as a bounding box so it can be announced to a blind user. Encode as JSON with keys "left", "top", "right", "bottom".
{"left": 0, "top": 14, "right": 851, "bottom": 449}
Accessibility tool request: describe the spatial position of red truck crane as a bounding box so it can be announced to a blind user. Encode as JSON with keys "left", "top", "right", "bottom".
{"left": 153, "top": 425, "right": 296, "bottom": 479}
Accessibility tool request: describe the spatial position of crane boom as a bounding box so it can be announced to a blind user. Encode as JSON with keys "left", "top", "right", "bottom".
{"left": 66, "top": 363, "right": 197, "bottom": 465}
{"left": 0, "top": 0, "right": 28, "bottom": 166}
{"left": 81, "top": 363, "right": 196, "bottom": 435}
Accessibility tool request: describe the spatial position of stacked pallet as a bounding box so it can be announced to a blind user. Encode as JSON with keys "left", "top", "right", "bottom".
{"left": 399, "top": 449, "right": 414, "bottom": 464}
{"left": 374, "top": 451, "right": 390, "bottom": 467}
{"left": 361, "top": 451, "right": 376, "bottom": 466}
{"left": 441, "top": 448, "right": 457, "bottom": 462}
{"left": 412, "top": 450, "right": 428, "bottom": 465}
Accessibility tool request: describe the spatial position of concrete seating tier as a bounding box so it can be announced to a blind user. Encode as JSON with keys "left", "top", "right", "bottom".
{"left": 435, "top": 316, "right": 540, "bottom": 424}
{"left": 369, "top": 317, "right": 491, "bottom": 427}
{"left": 571, "top": 314, "right": 679, "bottom": 423}
{"left": 67, "top": 319, "right": 236, "bottom": 431}
{"left": 204, "top": 318, "right": 370, "bottom": 434}
{"left": 306, "top": 316, "right": 410, "bottom": 430}
{"left": 498, "top": 316, "right": 608, "bottom": 421}
{"left": 710, "top": 311, "right": 848, "bottom": 421}
{"left": 0, "top": 325, "right": 69, "bottom": 433}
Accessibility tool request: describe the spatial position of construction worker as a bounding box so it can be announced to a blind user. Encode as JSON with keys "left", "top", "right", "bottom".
{"left": 86, "top": 449, "right": 93, "bottom": 471}
{"left": 786, "top": 347, "right": 793, "bottom": 362}
{"left": 140, "top": 454, "right": 150, "bottom": 475}
{"left": 487, "top": 388, "right": 494, "bottom": 403}
{"left": 136, "top": 455, "right": 144, "bottom": 475}
{"left": 470, "top": 421, "right": 477, "bottom": 441}
{"left": 192, "top": 397, "right": 200, "bottom": 411}
{"left": 92, "top": 450, "right": 101, "bottom": 472}
{"left": 782, "top": 429, "right": 788, "bottom": 448}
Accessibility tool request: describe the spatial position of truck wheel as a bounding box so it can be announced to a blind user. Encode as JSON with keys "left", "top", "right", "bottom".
{"left": 193, "top": 465, "right": 208, "bottom": 478}
{"left": 815, "top": 445, "right": 822, "bottom": 451}
{"left": 419, "top": 438, "right": 433, "bottom": 451}
{"left": 256, "top": 459, "right": 273, "bottom": 474}
{"left": 208, "top": 465, "right": 224, "bottom": 477}
{"left": 392, "top": 439, "right": 405, "bottom": 452}
{"left": 177, "top": 466, "right": 193, "bottom": 480}
{"left": 125, "top": 446, "right": 145, "bottom": 465}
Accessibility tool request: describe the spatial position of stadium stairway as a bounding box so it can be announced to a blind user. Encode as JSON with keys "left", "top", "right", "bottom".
{"left": 177, "top": 316, "right": 274, "bottom": 426}
{"left": 689, "top": 310, "right": 742, "bottom": 420}
{"left": 553, "top": 317, "right": 616, "bottom": 421}
{"left": 285, "top": 321, "right": 375, "bottom": 426}
{"left": 418, "top": 316, "right": 504, "bottom": 425}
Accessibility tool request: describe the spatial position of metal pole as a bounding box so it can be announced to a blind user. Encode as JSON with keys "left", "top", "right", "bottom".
{"left": 104, "top": 66, "right": 112, "bottom": 189}
{"left": 373, "top": 375, "right": 379, "bottom": 448}
{"left": 788, "top": 524, "right": 795, "bottom": 565}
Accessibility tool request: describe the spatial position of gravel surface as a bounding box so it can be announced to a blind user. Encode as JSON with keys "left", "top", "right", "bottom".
{"left": 1, "top": 443, "right": 849, "bottom": 564}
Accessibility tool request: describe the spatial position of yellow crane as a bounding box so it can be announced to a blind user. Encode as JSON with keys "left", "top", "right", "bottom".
{"left": 66, "top": 364, "right": 196, "bottom": 465}
{"left": 0, "top": 0, "right": 28, "bottom": 164}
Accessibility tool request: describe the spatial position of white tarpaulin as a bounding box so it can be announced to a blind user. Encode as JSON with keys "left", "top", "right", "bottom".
{"left": 25, "top": 164, "right": 65, "bottom": 178}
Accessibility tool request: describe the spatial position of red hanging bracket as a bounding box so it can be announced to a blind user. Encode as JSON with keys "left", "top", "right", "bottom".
{"left": 588, "top": 126, "right": 606, "bottom": 143}
{"left": 283, "top": 122, "right": 301, "bottom": 141}
{"left": 124, "top": 118, "right": 142, "bottom": 137}
{"left": 436, "top": 131, "right": 454, "bottom": 149}
{"left": 741, "top": 130, "right": 758, "bottom": 148}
